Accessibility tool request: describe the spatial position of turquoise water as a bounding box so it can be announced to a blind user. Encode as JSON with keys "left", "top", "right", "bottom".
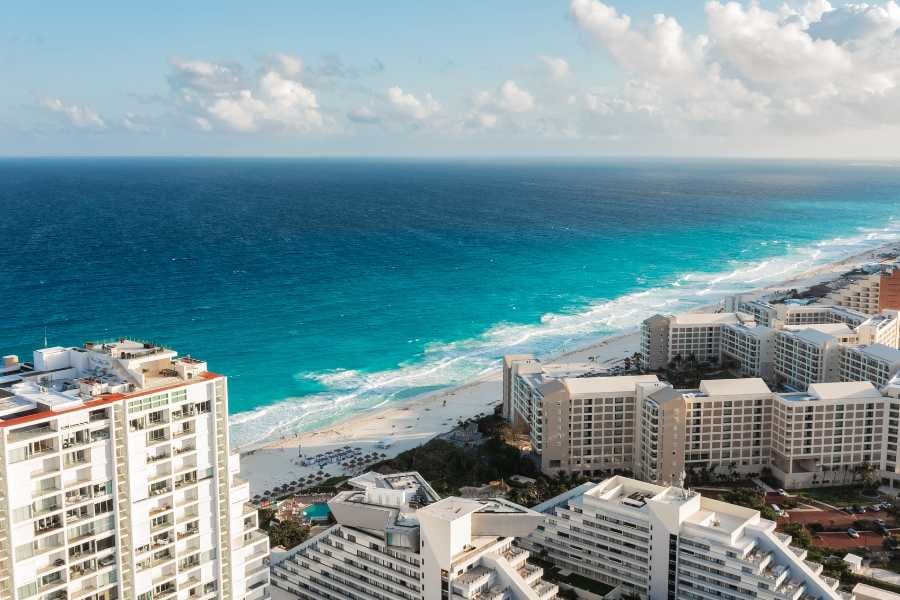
{"left": 302, "top": 503, "right": 331, "bottom": 521}
{"left": 1, "top": 159, "right": 900, "bottom": 447}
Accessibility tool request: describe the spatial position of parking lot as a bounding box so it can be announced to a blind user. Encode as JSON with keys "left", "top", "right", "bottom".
{"left": 766, "top": 492, "right": 896, "bottom": 550}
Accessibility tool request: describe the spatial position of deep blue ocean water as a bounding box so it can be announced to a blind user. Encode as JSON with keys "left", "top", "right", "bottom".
{"left": 2, "top": 158, "right": 900, "bottom": 446}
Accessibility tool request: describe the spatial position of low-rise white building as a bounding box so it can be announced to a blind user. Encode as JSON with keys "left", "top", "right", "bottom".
{"left": 640, "top": 312, "right": 755, "bottom": 371}
{"left": 528, "top": 476, "right": 844, "bottom": 600}
{"left": 269, "top": 471, "right": 557, "bottom": 600}
{"left": 770, "top": 382, "right": 884, "bottom": 488}
{"left": 721, "top": 323, "right": 777, "bottom": 379}
{"left": 773, "top": 328, "right": 845, "bottom": 391}
{"left": 841, "top": 344, "right": 900, "bottom": 389}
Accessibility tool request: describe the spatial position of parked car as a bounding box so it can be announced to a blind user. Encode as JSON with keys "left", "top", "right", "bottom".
{"left": 776, "top": 488, "right": 787, "bottom": 496}
{"left": 848, "top": 528, "right": 861, "bottom": 538}
{"left": 771, "top": 504, "right": 785, "bottom": 517}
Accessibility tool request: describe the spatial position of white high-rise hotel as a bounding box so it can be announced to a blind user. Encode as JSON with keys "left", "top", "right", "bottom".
{"left": 0, "top": 340, "right": 269, "bottom": 600}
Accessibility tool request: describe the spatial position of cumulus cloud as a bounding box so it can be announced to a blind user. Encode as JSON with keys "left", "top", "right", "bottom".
{"left": 40, "top": 98, "right": 107, "bottom": 130}
{"left": 568, "top": 0, "right": 900, "bottom": 140}
{"left": 346, "top": 87, "right": 441, "bottom": 129}
{"left": 167, "top": 55, "right": 324, "bottom": 133}
{"left": 538, "top": 55, "right": 571, "bottom": 79}
{"left": 464, "top": 80, "right": 536, "bottom": 130}
{"left": 387, "top": 86, "right": 440, "bottom": 120}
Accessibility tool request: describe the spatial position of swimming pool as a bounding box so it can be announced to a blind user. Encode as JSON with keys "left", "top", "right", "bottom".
{"left": 302, "top": 503, "right": 331, "bottom": 522}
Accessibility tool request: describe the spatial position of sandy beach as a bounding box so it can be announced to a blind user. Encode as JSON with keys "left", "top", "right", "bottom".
{"left": 239, "top": 242, "right": 900, "bottom": 495}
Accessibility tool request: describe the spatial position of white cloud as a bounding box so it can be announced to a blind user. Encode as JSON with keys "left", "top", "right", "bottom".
{"left": 167, "top": 55, "right": 324, "bottom": 133}
{"left": 40, "top": 98, "right": 107, "bottom": 130}
{"left": 705, "top": 1, "right": 852, "bottom": 86}
{"left": 121, "top": 112, "right": 150, "bottom": 132}
{"left": 465, "top": 80, "right": 536, "bottom": 130}
{"left": 386, "top": 86, "right": 440, "bottom": 120}
{"left": 497, "top": 81, "right": 535, "bottom": 112}
{"left": 568, "top": 0, "right": 900, "bottom": 141}
{"left": 345, "top": 87, "right": 441, "bottom": 129}
{"left": 472, "top": 81, "right": 536, "bottom": 115}
{"left": 538, "top": 55, "right": 571, "bottom": 79}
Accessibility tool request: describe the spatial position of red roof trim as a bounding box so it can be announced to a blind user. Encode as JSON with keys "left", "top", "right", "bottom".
{"left": 0, "top": 372, "right": 223, "bottom": 429}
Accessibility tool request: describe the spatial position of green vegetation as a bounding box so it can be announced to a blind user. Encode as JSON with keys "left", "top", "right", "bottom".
{"left": 721, "top": 487, "right": 778, "bottom": 521}
{"left": 371, "top": 414, "right": 540, "bottom": 496}
{"left": 780, "top": 522, "right": 812, "bottom": 549}
{"left": 370, "top": 413, "right": 596, "bottom": 505}
{"left": 268, "top": 519, "right": 311, "bottom": 549}
{"left": 319, "top": 475, "right": 350, "bottom": 489}
{"left": 257, "top": 507, "right": 312, "bottom": 549}
{"left": 661, "top": 352, "right": 741, "bottom": 389}
{"left": 555, "top": 573, "right": 615, "bottom": 596}
{"left": 796, "top": 484, "right": 879, "bottom": 507}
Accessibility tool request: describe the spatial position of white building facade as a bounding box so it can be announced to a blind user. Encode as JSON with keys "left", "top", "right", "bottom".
{"left": 528, "top": 476, "right": 845, "bottom": 600}
{"left": 269, "top": 471, "right": 557, "bottom": 600}
{"left": 0, "top": 341, "right": 268, "bottom": 600}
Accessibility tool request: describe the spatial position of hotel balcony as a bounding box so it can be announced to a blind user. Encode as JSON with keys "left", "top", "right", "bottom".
{"left": 452, "top": 566, "right": 493, "bottom": 597}
{"left": 8, "top": 424, "right": 57, "bottom": 444}
{"left": 533, "top": 580, "right": 558, "bottom": 600}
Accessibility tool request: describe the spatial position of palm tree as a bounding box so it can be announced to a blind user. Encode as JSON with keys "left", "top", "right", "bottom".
{"left": 631, "top": 352, "right": 643, "bottom": 373}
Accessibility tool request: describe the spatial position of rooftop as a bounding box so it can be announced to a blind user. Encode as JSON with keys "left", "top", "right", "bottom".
{"left": 779, "top": 328, "right": 840, "bottom": 346}
{"left": 783, "top": 323, "right": 855, "bottom": 337}
{"left": 847, "top": 343, "right": 900, "bottom": 363}
{"left": 670, "top": 312, "right": 754, "bottom": 327}
{"left": 562, "top": 374, "right": 660, "bottom": 397}
{"left": 346, "top": 470, "right": 441, "bottom": 505}
{"left": 0, "top": 339, "right": 211, "bottom": 424}
{"left": 698, "top": 378, "right": 771, "bottom": 397}
{"left": 807, "top": 381, "right": 881, "bottom": 401}
{"left": 417, "top": 497, "right": 485, "bottom": 522}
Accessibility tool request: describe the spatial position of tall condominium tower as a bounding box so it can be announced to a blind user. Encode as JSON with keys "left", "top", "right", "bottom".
{"left": 0, "top": 340, "right": 269, "bottom": 600}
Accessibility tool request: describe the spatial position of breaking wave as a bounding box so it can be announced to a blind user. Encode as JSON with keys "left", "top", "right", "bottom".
{"left": 229, "top": 221, "right": 900, "bottom": 448}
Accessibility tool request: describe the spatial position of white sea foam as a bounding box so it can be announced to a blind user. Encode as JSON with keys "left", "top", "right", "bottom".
{"left": 229, "top": 222, "right": 900, "bottom": 448}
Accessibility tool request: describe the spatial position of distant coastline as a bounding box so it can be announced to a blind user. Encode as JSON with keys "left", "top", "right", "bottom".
{"left": 233, "top": 224, "right": 900, "bottom": 451}
{"left": 238, "top": 238, "right": 900, "bottom": 493}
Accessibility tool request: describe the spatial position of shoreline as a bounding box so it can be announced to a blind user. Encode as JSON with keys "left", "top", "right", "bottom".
{"left": 238, "top": 240, "right": 899, "bottom": 495}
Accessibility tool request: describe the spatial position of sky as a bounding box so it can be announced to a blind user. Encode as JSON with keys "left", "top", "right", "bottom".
{"left": 3, "top": 0, "right": 900, "bottom": 158}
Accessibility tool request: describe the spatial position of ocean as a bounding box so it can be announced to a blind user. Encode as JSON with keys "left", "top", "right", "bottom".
{"left": 2, "top": 158, "right": 900, "bottom": 447}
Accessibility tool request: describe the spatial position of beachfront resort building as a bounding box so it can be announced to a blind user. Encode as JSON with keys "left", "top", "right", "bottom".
{"left": 503, "top": 351, "right": 900, "bottom": 489}
{"left": 527, "top": 475, "right": 845, "bottom": 600}
{"left": 821, "top": 264, "right": 900, "bottom": 315}
{"left": 0, "top": 341, "right": 269, "bottom": 600}
{"left": 269, "top": 471, "right": 558, "bottom": 600}
{"left": 502, "top": 356, "right": 663, "bottom": 476}
{"left": 640, "top": 312, "right": 755, "bottom": 371}
{"left": 769, "top": 382, "right": 885, "bottom": 488}
{"left": 635, "top": 379, "right": 774, "bottom": 485}
{"left": 640, "top": 302, "right": 900, "bottom": 391}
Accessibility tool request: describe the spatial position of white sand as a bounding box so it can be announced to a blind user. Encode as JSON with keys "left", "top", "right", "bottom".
{"left": 239, "top": 243, "right": 899, "bottom": 495}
